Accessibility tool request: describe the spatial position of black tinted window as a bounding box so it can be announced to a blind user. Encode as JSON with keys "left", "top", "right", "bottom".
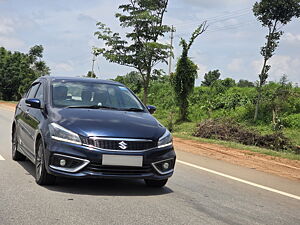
{"left": 27, "top": 83, "right": 40, "bottom": 99}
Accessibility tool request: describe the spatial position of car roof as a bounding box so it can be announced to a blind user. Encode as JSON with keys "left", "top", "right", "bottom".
{"left": 36, "top": 76, "right": 124, "bottom": 86}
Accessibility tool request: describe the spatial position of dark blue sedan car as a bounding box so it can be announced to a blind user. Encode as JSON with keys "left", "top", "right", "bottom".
{"left": 12, "top": 76, "right": 175, "bottom": 187}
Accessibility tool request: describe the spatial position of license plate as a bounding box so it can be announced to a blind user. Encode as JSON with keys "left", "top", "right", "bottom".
{"left": 102, "top": 154, "right": 143, "bottom": 167}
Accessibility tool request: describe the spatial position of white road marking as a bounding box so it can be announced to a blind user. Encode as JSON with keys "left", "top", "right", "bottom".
{"left": 0, "top": 154, "right": 5, "bottom": 160}
{"left": 177, "top": 160, "right": 300, "bottom": 201}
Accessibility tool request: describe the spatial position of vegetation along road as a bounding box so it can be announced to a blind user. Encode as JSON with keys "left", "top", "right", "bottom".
{"left": 1, "top": 105, "right": 300, "bottom": 225}
{"left": 1, "top": 0, "right": 300, "bottom": 224}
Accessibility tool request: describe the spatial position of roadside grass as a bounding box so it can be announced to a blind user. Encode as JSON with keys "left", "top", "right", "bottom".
{"left": 170, "top": 121, "right": 300, "bottom": 161}
{"left": 249, "top": 125, "right": 300, "bottom": 147}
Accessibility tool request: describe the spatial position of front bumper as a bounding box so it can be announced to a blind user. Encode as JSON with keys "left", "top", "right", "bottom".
{"left": 44, "top": 139, "right": 176, "bottom": 180}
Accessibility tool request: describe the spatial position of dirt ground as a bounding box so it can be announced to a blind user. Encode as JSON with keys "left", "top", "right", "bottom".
{"left": 0, "top": 101, "right": 16, "bottom": 110}
{"left": 1, "top": 101, "right": 299, "bottom": 181}
{"left": 174, "top": 137, "right": 300, "bottom": 181}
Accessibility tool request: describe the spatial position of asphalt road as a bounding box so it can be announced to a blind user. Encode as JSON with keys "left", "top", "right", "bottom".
{"left": 0, "top": 107, "right": 299, "bottom": 225}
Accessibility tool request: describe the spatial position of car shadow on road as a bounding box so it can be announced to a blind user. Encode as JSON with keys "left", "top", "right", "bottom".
{"left": 18, "top": 160, "right": 173, "bottom": 197}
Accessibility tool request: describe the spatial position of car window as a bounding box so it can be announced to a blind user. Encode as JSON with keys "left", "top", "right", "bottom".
{"left": 119, "top": 87, "right": 142, "bottom": 108}
{"left": 24, "top": 87, "right": 31, "bottom": 98}
{"left": 51, "top": 81, "right": 144, "bottom": 110}
{"left": 27, "top": 83, "right": 40, "bottom": 99}
{"left": 35, "top": 83, "right": 44, "bottom": 101}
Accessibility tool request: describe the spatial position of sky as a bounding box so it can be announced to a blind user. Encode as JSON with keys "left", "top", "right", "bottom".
{"left": 0, "top": 0, "right": 300, "bottom": 85}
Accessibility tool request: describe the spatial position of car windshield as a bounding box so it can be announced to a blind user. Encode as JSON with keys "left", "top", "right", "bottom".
{"left": 51, "top": 80, "right": 145, "bottom": 111}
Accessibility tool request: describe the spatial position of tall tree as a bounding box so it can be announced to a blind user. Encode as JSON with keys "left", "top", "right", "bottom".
{"left": 94, "top": 0, "right": 172, "bottom": 104}
{"left": 0, "top": 45, "right": 49, "bottom": 100}
{"left": 201, "top": 70, "right": 221, "bottom": 86}
{"left": 252, "top": 0, "right": 300, "bottom": 121}
{"left": 171, "top": 23, "right": 207, "bottom": 122}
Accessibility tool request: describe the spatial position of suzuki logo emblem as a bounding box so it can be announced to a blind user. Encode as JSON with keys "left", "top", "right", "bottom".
{"left": 118, "top": 141, "right": 127, "bottom": 150}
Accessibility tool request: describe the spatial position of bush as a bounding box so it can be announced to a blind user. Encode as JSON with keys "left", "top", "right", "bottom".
{"left": 282, "top": 113, "right": 300, "bottom": 128}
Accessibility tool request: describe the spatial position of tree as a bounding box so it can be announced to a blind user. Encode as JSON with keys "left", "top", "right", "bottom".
{"left": 211, "top": 79, "right": 233, "bottom": 94}
{"left": 237, "top": 79, "right": 255, "bottom": 87}
{"left": 18, "top": 45, "right": 50, "bottom": 95}
{"left": 171, "top": 23, "right": 207, "bottom": 121}
{"left": 222, "top": 78, "right": 236, "bottom": 88}
{"left": 114, "top": 71, "right": 143, "bottom": 93}
{"left": 201, "top": 70, "right": 221, "bottom": 86}
{"left": 0, "top": 46, "right": 49, "bottom": 100}
{"left": 86, "top": 71, "right": 97, "bottom": 78}
{"left": 269, "top": 75, "right": 293, "bottom": 125}
{"left": 94, "top": 0, "right": 172, "bottom": 104}
{"left": 252, "top": 0, "right": 300, "bottom": 121}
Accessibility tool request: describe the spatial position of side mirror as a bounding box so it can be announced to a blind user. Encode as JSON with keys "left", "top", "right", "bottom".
{"left": 25, "top": 98, "right": 41, "bottom": 109}
{"left": 147, "top": 105, "right": 156, "bottom": 114}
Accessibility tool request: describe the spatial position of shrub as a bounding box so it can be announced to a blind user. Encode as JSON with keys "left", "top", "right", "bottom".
{"left": 281, "top": 113, "right": 300, "bottom": 128}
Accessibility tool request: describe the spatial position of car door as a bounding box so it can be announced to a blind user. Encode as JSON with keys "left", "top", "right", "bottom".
{"left": 19, "top": 83, "right": 41, "bottom": 158}
{"left": 16, "top": 86, "right": 32, "bottom": 152}
{"left": 25, "top": 82, "right": 46, "bottom": 157}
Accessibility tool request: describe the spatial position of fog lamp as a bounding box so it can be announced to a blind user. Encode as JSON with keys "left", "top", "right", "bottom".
{"left": 163, "top": 162, "right": 169, "bottom": 170}
{"left": 60, "top": 159, "right": 66, "bottom": 166}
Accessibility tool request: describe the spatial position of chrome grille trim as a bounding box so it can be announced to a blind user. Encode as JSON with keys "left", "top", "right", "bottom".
{"left": 81, "top": 136, "right": 157, "bottom": 152}
{"left": 89, "top": 137, "right": 153, "bottom": 142}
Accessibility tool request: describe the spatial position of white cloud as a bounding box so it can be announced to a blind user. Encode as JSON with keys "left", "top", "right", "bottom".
{"left": 197, "top": 63, "right": 208, "bottom": 75}
{"left": 0, "top": 17, "right": 25, "bottom": 49}
{"left": 228, "top": 58, "right": 243, "bottom": 72}
{"left": 54, "top": 62, "right": 74, "bottom": 72}
{"left": 185, "top": 0, "right": 250, "bottom": 8}
{"left": 283, "top": 32, "right": 300, "bottom": 43}
{"left": 195, "top": 63, "right": 209, "bottom": 85}
{"left": 0, "top": 36, "right": 24, "bottom": 48}
{"left": 0, "top": 17, "right": 15, "bottom": 34}
{"left": 269, "top": 55, "right": 300, "bottom": 82}
{"left": 251, "top": 55, "right": 300, "bottom": 83}
{"left": 251, "top": 59, "right": 262, "bottom": 74}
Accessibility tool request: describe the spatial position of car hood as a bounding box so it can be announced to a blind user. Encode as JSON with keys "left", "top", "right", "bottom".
{"left": 49, "top": 108, "right": 166, "bottom": 140}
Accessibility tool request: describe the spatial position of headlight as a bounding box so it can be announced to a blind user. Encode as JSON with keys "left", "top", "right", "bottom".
{"left": 49, "top": 123, "right": 82, "bottom": 145}
{"left": 158, "top": 129, "right": 173, "bottom": 148}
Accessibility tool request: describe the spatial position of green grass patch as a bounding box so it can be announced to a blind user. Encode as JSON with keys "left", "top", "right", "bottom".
{"left": 250, "top": 125, "right": 300, "bottom": 146}
{"left": 284, "top": 128, "right": 300, "bottom": 146}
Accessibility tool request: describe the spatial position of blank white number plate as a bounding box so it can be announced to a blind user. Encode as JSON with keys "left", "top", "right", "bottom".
{"left": 102, "top": 155, "right": 143, "bottom": 167}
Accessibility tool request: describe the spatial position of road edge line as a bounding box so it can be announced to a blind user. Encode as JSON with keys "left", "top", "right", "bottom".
{"left": 0, "top": 154, "right": 5, "bottom": 160}
{"left": 177, "top": 160, "right": 300, "bottom": 201}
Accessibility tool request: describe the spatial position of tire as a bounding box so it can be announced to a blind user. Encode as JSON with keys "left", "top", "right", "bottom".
{"left": 144, "top": 179, "right": 168, "bottom": 188}
{"left": 12, "top": 129, "right": 26, "bottom": 161}
{"left": 35, "top": 140, "right": 56, "bottom": 185}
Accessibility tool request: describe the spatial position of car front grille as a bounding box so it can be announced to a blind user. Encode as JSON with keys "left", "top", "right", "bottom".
{"left": 81, "top": 137, "right": 157, "bottom": 151}
{"left": 86, "top": 163, "right": 153, "bottom": 175}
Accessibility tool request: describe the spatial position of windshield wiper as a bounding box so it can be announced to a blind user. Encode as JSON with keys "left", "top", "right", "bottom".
{"left": 121, "top": 108, "right": 145, "bottom": 112}
{"left": 67, "top": 105, "right": 119, "bottom": 110}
